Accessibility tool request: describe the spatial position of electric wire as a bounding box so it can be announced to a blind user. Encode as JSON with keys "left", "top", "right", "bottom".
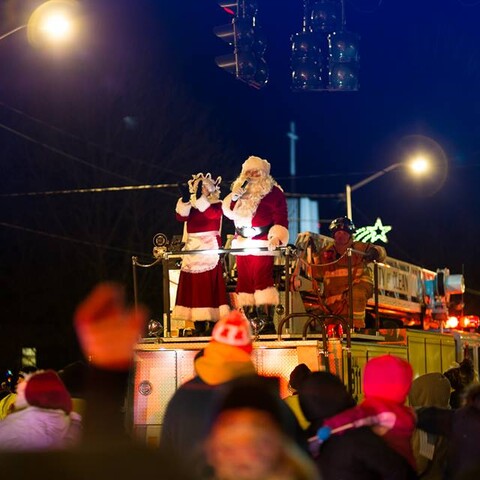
{"left": 0, "top": 121, "right": 137, "bottom": 183}
{"left": 0, "top": 221, "right": 150, "bottom": 256}
{"left": 0, "top": 100, "right": 189, "bottom": 178}
{"left": 0, "top": 183, "right": 181, "bottom": 198}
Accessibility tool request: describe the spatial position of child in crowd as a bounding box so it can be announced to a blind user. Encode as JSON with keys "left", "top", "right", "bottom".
{"left": 319, "top": 354, "right": 416, "bottom": 469}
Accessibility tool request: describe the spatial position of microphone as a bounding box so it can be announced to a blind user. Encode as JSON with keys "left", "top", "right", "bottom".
{"left": 232, "top": 180, "right": 249, "bottom": 201}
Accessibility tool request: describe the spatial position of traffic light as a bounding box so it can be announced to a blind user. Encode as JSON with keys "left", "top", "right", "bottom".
{"left": 214, "top": 1, "right": 268, "bottom": 89}
{"left": 327, "top": 30, "right": 360, "bottom": 91}
{"left": 291, "top": 0, "right": 360, "bottom": 91}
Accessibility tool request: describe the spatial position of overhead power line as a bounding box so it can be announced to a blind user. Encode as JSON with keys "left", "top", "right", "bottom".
{"left": 0, "top": 182, "right": 342, "bottom": 199}
{"left": 0, "top": 182, "right": 181, "bottom": 198}
{"left": 0, "top": 121, "right": 137, "bottom": 183}
{"left": 0, "top": 101, "right": 188, "bottom": 178}
{"left": 0, "top": 221, "right": 150, "bottom": 256}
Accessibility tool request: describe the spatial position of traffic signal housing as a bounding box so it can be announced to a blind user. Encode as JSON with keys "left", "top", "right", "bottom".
{"left": 291, "top": 0, "right": 360, "bottom": 92}
{"left": 214, "top": 1, "right": 268, "bottom": 89}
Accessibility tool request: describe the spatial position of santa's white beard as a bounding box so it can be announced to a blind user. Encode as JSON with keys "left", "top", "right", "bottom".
{"left": 231, "top": 174, "right": 275, "bottom": 224}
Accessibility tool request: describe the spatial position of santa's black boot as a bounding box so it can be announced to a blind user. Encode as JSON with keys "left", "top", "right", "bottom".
{"left": 193, "top": 321, "right": 208, "bottom": 337}
{"left": 241, "top": 305, "right": 256, "bottom": 321}
{"left": 203, "top": 321, "right": 214, "bottom": 336}
{"left": 241, "top": 305, "right": 264, "bottom": 336}
{"left": 256, "top": 304, "right": 276, "bottom": 334}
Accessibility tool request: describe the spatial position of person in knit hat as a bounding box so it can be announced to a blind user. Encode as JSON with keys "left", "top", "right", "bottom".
{"left": 160, "top": 310, "right": 257, "bottom": 470}
{"left": 0, "top": 369, "right": 81, "bottom": 451}
{"left": 298, "top": 371, "right": 416, "bottom": 480}
{"left": 319, "top": 354, "right": 417, "bottom": 469}
{"left": 409, "top": 372, "right": 451, "bottom": 479}
{"left": 417, "top": 383, "right": 480, "bottom": 479}
{"left": 0, "top": 283, "right": 197, "bottom": 480}
{"left": 223, "top": 155, "right": 289, "bottom": 334}
{"left": 194, "top": 310, "right": 255, "bottom": 384}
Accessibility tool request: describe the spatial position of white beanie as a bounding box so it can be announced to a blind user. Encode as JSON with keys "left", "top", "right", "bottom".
{"left": 241, "top": 156, "right": 271, "bottom": 176}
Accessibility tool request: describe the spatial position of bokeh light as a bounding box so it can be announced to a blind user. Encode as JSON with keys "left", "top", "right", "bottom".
{"left": 395, "top": 134, "right": 449, "bottom": 196}
{"left": 40, "top": 13, "right": 72, "bottom": 40}
{"left": 27, "top": 0, "right": 80, "bottom": 48}
{"left": 407, "top": 155, "right": 430, "bottom": 175}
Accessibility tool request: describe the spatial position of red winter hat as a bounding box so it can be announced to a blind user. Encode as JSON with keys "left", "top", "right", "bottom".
{"left": 17, "top": 370, "right": 72, "bottom": 414}
{"left": 211, "top": 310, "right": 253, "bottom": 353}
{"left": 363, "top": 355, "right": 413, "bottom": 404}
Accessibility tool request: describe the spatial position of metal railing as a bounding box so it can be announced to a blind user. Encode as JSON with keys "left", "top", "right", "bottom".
{"left": 132, "top": 244, "right": 297, "bottom": 337}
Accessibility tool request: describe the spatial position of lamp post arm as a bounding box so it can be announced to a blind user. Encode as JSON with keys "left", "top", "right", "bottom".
{"left": 0, "top": 24, "right": 27, "bottom": 42}
{"left": 350, "top": 162, "right": 402, "bottom": 192}
{"left": 345, "top": 162, "right": 402, "bottom": 221}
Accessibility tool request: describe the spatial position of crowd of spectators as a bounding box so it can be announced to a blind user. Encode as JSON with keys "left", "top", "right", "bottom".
{"left": 1, "top": 282, "right": 480, "bottom": 480}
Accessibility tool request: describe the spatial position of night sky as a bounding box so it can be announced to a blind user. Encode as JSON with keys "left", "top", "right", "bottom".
{"left": 1, "top": 0, "right": 480, "bottom": 370}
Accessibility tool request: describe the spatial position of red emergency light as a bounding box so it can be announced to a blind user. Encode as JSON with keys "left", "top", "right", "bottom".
{"left": 445, "top": 316, "right": 459, "bottom": 329}
{"left": 445, "top": 315, "right": 479, "bottom": 331}
{"left": 461, "top": 315, "right": 479, "bottom": 330}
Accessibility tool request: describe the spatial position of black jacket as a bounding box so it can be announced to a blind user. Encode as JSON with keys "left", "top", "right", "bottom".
{"left": 417, "top": 403, "right": 480, "bottom": 479}
{"left": 310, "top": 426, "right": 417, "bottom": 480}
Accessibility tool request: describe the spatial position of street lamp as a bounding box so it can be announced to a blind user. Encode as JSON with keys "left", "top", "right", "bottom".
{"left": 345, "top": 156, "right": 431, "bottom": 221}
{"left": 0, "top": 0, "right": 79, "bottom": 46}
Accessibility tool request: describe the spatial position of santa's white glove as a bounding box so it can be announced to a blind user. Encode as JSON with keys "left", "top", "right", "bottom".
{"left": 268, "top": 237, "right": 281, "bottom": 251}
{"left": 232, "top": 187, "right": 246, "bottom": 202}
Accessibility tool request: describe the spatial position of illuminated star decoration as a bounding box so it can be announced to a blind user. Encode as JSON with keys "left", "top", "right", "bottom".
{"left": 354, "top": 217, "right": 392, "bottom": 243}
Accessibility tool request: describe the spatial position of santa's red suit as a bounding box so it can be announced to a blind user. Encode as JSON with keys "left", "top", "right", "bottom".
{"left": 172, "top": 174, "right": 230, "bottom": 326}
{"left": 222, "top": 156, "right": 289, "bottom": 311}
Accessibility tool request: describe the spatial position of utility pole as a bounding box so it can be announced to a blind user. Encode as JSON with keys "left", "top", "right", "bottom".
{"left": 287, "top": 121, "right": 298, "bottom": 193}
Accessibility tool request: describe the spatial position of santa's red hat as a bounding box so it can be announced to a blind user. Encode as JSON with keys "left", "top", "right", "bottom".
{"left": 15, "top": 370, "right": 72, "bottom": 414}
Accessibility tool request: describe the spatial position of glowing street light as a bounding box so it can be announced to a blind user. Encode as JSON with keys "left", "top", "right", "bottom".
{"left": 407, "top": 155, "right": 430, "bottom": 175}
{"left": 345, "top": 155, "right": 431, "bottom": 221}
{"left": 0, "top": 0, "right": 79, "bottom": 47}
{"left": 28, "top": 0, "right": 79, "bottom": 48}
{"left": 39, "top": 12, "right": 72, "bottom": 40}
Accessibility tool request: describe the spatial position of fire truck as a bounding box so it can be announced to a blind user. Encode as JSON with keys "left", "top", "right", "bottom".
{"left": 128, "top": 232, "right": 480, "bottom": 446}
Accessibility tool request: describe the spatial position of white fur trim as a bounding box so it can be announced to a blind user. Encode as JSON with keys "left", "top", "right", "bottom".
{"left": 193, "top": 195, "right": 210, "bottom": 213}
{"left": 176, "top": 198, "right": 191, "bottom": 217}
{"left": 221, "top": 193, "right": 256, "bottom": 226}
{"left": 242, "top": 156, "right": 271, "bottom": 175}
{"left": 254, "top": 287, "right": 279, "bottom": 305}
{"left": 268, "top": 224, "right": 289, "bottom": 245}
{"left": 222, "top": 193, "right": 237, "bottom": 221}
{"left": 237, "top": 292, "right": 255, "bottom": 307}
{"left": 172, "top": 304, "right": 230, "bottom": 322}
{"left": 170, "top": 318, "right": 191, "bottom": 331}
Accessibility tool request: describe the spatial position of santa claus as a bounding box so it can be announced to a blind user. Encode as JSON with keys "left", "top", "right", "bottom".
{"left": 222, "top": 156, "right": 289, "bottom": 334}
